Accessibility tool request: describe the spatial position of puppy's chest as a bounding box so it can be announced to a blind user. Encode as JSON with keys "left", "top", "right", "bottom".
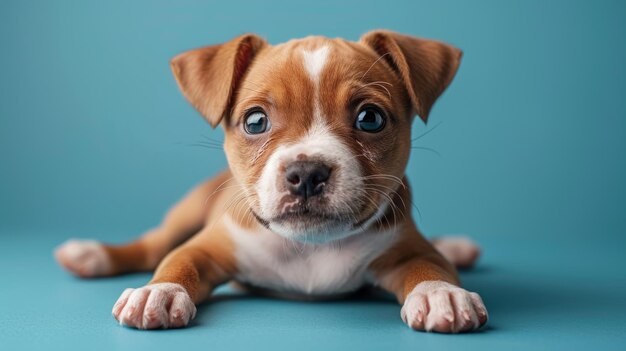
{"left": 224, "top": 218, "right": 397, "bottom": 296}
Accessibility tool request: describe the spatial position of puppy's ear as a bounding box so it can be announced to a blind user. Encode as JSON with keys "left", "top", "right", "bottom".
{"left": 360, "top": 30, "right": 462, "bottom": 123}
{"left": 170, "top": 34, "right": 268, "bottom": 128}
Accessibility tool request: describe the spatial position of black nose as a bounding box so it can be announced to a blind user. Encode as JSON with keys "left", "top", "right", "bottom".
{"left": 284, "top": 161, "right": 331, "bottom": 200}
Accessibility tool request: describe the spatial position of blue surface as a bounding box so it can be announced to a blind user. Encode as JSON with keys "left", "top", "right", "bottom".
{"left": 1, "top": 0, "right": 626, "bottom": 350}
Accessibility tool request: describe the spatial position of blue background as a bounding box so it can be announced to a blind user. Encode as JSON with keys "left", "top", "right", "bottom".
{"left": 1, "top": 0, "right": 625, "bottom": 350}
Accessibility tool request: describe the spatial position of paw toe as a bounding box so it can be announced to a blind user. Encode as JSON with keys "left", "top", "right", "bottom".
{"left": 401, "top": 291, "right": 428, "bottom": 330}
{"left": 143, "top": 308, "right": 167, "bottom": 329}
{"left": 428, "top": 316, "right": 455, "bottom": 333}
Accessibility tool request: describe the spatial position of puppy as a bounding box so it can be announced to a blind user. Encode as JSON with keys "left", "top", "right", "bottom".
{"left": 55, "top": 30, "right": 487, "bottom": 333}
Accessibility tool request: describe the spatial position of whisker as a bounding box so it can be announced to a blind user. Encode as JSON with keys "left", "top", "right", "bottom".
{"left": 188, "top": 143, "right": 223, "bottom": 151}
{"left": 359, "top": 82, "right": 392, "bottom": 99}
{"left": 251, "top": 137, "right": 273, "bottom": 164}
{"left": 410, "top": 146, "right": 441, "bottom": 157}
{"left": 200, "top": 135, "right": 224, "bottom": 144}
{"left": 411, "top": 121, "right": 443, "bottom": 142}
{"left": 363, "top": 187, "right": 400, "bottom": 227}
{"left": 239, "top": 86, "right": 265, "bottom": 95}
{"left": 360, "top": 52, "right": 391, "bottom": 81}
{"left": 369, "top": 80, "right": 393, "bottom": 86}
{"left": 361, "top": 174, "right": 405, "bottom": 187}
{"left": 410, "top": 198, "right": 423, "bottom": 222}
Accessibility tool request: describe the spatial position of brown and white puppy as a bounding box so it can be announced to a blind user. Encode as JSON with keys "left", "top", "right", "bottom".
{"left": 55, "top": 30, "right": 487, "bottom": 333}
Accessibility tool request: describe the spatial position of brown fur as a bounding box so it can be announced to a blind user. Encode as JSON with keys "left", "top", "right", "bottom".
{"left": 56, "top": 30, "right": 480, "bottom": 331}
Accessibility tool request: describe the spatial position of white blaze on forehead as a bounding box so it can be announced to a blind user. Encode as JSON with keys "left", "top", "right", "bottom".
{"left": 301, "top": 46, "right": 330, "bottom": 83}
{"left": 301, "top": 45, "right": 330, "bottom": 125}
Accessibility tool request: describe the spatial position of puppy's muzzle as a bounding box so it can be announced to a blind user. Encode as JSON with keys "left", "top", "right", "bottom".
{"left": 284, "top": 161, "right": 331, "bottom": 200}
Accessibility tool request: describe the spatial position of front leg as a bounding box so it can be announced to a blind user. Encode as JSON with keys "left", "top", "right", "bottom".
{"left": 112, "top": 227, "right": 235, "bottom": 329}
{"left": 370, "top": 229, "right": 488, "bottom": 333}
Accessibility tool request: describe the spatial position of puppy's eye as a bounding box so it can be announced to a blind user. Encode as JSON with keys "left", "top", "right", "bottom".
{"left": 244, "top": 111, "right": 271, "bottom": 134}
{"left": 355, "top": 107, "right": 385, "bottom": 133}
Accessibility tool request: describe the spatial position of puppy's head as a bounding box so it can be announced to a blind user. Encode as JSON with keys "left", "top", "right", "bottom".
{"left": 171, "top": 31, "right": 462, "bottom": 243}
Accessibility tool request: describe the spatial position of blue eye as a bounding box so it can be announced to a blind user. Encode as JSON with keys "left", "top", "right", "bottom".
{"left": 355, "top": 107, "right": 385, "bottom": 132}
{"left": 244, "top": 111, "right": 270, "bottom": 134}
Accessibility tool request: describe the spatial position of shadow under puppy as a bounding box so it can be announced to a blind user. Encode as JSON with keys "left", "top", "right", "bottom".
{"left": 55, "top": 30, "right": 487, "bottom": 333}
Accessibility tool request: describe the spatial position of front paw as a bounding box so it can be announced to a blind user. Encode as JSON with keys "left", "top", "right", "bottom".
{"left": 112, "top": 283, "right": 196, "bottom": 329}
{"left": 401, "top": 281, "right": 488, "bottom": 333}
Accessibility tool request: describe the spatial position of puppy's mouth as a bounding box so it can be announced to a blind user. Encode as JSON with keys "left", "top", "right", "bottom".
{"left": 252, "top": 207, "right": 344, "bottom": 229}
{"left": 251, "top": 202, "right": 381, "bottom": 242}
{"left": 274, "top": 209, "right": 342, "bottom": 224}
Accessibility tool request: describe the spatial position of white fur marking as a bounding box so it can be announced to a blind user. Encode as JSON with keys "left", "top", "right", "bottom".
{"left": 255, "top": 121, "right": 364, "bottom": 241}
{"left": 401, "top": 281, "right": 488, "bottom": 333}
{"left": 113, "top": 283, "right": 196, "bottom": 330}
{"left": 55, "top": 239, "right": 111, "bottom": 277}
{"left": 302, "top": 46, "right": 330, "bottom": 128}
{"left": 432, "top": 236, "right": 481, "bottom": 268}
{"left": 225, "top": 215, "right": 398, "bottom": 297}
{"left": 302, "top": 46, "right": 329, "bottom": 83}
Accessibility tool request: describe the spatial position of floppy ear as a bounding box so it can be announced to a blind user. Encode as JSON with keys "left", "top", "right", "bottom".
{"left": 360, "top": 30, "right": 462, "bottom": 123}
{"left": 170, "top": 34, "right": 268, "bottom": 128}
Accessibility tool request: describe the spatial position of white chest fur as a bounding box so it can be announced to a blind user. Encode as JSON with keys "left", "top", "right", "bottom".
{"left": 224, "top": 216, "right": 398, "bottom": 297}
